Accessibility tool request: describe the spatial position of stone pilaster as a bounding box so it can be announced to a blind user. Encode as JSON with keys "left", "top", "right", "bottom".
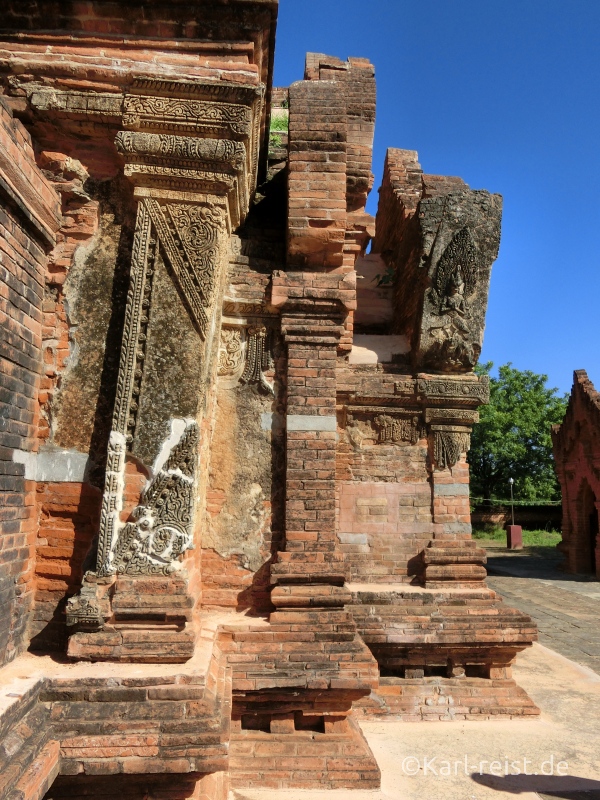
{"left": 67, "top": 78, "right": 263, "bottom": 661}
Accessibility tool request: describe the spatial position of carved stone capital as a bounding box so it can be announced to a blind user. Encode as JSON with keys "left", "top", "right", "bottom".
{"left": 217, "top": 323, "right": 274, "bottom": 394}
{"left": 23, "top": 76, "right": 264, "bottom": 227}
{"left": 116, "top": 131, "right": 249, "bottom": 226}
{"left": 430, "top": 424, "right": 472, "bottom": 470}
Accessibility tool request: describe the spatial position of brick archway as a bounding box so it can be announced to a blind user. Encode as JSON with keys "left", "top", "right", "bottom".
{"left": 576, "top": 480, "right": 599, "bottom": 574}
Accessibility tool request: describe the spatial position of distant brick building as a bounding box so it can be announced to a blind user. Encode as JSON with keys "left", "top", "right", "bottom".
{"left": 552, "top": 370, "right": 600, "bottom": 577}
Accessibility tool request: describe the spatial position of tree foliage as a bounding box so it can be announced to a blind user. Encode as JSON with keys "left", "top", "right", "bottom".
{"left": 467, "top": 363, "right": 568, "bottom": 501}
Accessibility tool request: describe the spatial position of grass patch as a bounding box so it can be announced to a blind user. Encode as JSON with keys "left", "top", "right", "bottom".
{"left": 472, "top": 527, "right": 562, "bottom": 548}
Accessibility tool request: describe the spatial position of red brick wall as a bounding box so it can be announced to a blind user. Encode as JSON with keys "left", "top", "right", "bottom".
{"left": 30, "top": 459, "right": 147, "bottom": 652}
{"left": 552, "top": 370, "right": 600, "bottom": 576}
{"left": 0, "top": 97, "right": 61, "bottom": 665}
{"left": 30, "top": 482, "right": 101, "bottom": 651}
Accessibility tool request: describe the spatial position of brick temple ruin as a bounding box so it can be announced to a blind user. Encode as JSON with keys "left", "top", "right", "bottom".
{"left": 552, "top": 370, "right": 600, "bottom": 578}
{"left": 0, "top": 2, "right": 539, "bottom": 797}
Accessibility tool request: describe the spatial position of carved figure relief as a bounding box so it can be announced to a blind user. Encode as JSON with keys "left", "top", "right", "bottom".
{"left": 430, "top": 228, "right": 478, "bottom": 316}
{"left": 374, "top": 414, "right": 421, "bottom": 445}
{"left": 111, "top": 422, "right": 199, "bottom": 576}
{"left": 425, "top": 227, "right": 483, "bottom": 371}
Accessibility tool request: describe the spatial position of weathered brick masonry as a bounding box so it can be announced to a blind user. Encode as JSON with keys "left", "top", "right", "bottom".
{"left": 0, "top": 96, "right": 61, "bottom": 667}
{"left": 0, "top": 2, "right": 539, "bottom": 797}
{"left": 552, "top": 370, "right": 600, "bottom": 577}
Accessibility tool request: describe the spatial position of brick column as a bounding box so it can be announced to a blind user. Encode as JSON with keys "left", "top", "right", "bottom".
{"left": 270, "top": 272, "right": 356, "bottom": 586}
{"left": 262, "top": 272, "right": 377, "bottom": 705}
{"left": 286, "top": 340, "right": 337, "bottom": 550}
{"left": 423, "top": 410, "right": 486, "bottom": 588}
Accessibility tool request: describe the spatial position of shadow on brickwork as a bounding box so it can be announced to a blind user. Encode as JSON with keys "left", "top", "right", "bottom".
{"left": 29, "top": 483, "right": 102, "bottom": 653}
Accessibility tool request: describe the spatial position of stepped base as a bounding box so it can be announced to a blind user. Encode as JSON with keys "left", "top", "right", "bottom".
{"left": 67, "top": 574, "right": 195, "bottom": 663}
{"left": 229, "top": 713, "right": 380, "bottom": 790}
{"left": 354, "top": 675, "right": 540, "bottom": 720}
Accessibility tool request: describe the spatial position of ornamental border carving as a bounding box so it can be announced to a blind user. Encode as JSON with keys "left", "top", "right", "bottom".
{"left": 123, "top": 95, "right": 253, "bottom": 138}
{"left": 425, "top": 408, "right": 479, "bottom": 424}
{"left": 414, "top": 376, "right": 490, "bottom": 403}
{"left": 115, "top": 131, "right": 246, "bottom": 170}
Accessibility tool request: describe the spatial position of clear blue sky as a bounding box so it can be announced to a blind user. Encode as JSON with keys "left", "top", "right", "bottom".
{"left": 273, "top": 0, "right": 600, "bottom": 396}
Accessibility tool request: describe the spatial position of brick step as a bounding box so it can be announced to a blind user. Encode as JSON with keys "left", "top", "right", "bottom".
{"left": 68, "top": 625, "right": 195, "bottom": 663}
{"left": 423, "top": 550, "right": 487, "bottom": 564}
{"left": 354, "top": 677, "right": 540, "bottom": 720}
{"left": 229, "top": 715, "right": 380, "bottom": 791}
{"left": 0, "top": 716, "right": 55, "bottom": 800}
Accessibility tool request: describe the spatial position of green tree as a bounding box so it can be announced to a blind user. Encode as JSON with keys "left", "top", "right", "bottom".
{"left": 467, "top": 363, "right": 568, "bottom": 501}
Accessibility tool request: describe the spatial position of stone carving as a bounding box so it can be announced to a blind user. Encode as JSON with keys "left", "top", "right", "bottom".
{"left": 425, "top": 408, "right": 479, "bottom": 424}
{"left": 130, "top": 77, "right": 263, "bottom": 105}
{"left": 166, "top": 203, "right": 223, "bottom": 309}
{"left": 96, "top": 203, "right": 154, "bottom": 576}
{"left": 374, "top": 414, "right": 421, "bottom": 445}
{"left": 417, "top": 376, "right": 490, "bottom": 404}
{"left": 111, "top": 422, "right": 199, "bottom": 576}
{"left": 241, "top": 324, "right": 274, "bottom": 394}
{"left": 432, "top": 426, "right": 471, "bottom": 470}
{"left": 429, "top": 228, "right": 478, "bottom": 316}
{"left": 66, "top": 593, "right": 105, "bottom": 631}
{"left": 394, "top": 379, "right": 417, "bottom": 396}
{"left": 96, "top": 196, "right": 224, "bottom": 573}
{"left": 217, "top": 327, "right": 245, "bottom": 377}
{"left": 115, "top": 131, "right": 246, "bottom": 170}
{"left": 382, "top": 170, "right": 502, "bottom": 374}
{"left": 145, "top": 197, "right": 225, "bottom": 337}
{"left": 112, "top": 201, "right": 155, "bottom": 440}
{"left": 123, "top": 94, "right": 252, "bottom": 137}
{"left": 123, "top": 164, "right": 236, "bottom": 188}
{"left": 96, "top": 431, "right": 127, "bottom": 577}
{"left": 425, "top": 228, "right": 482, "bottom": 371}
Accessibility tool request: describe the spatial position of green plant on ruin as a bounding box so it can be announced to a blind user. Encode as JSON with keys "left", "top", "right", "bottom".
{"left": 268, "top": 111, "right": 289, "bottom": 150}
{"left": 270, "top": 114, "right": 289, "bottom": 132}
{"left": 374, "top": 264, "right": 395, "bottom": 286}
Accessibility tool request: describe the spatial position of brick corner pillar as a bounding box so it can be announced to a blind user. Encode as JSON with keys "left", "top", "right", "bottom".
{"left": 268, "top": 271, "right": 378, "bottom": 703}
